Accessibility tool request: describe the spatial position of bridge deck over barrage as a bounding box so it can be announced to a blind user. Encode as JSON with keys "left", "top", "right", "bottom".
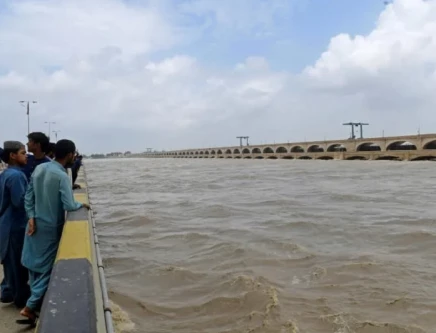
{"left": 140, "top": 133, "right": 436, "bottom": 161}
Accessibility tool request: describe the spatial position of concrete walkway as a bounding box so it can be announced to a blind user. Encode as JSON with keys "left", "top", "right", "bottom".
{"left": 0, "top": 270, "right": 34, "bottom": 333}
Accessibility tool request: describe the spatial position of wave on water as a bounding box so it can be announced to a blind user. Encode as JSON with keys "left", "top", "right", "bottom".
{"left": 108, "top": 273, "right": 296, "bottom": 333}
{"left": 110, "top": 300, "right": 135, "bottom": 333}
{"left": 86, "top": 159, "right": 436, "bottom": 333}
{"left": 321, "top": 313, "right": 427, "bottom": 333}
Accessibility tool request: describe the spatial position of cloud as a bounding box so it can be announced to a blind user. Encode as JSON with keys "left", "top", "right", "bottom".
{"left": 177, "top": 0, "right": 294, "bottom": 38}
{"left": 0, "top": 0, "right": 182, "bottom": 72}
{"left": 1, "top": 0, "right": 436, "bottom": 153}
{"left": 300, "top": 0, "right": 436, "bottom": 138}
{"left": 304, "top": 0, "right": 436, "bottom": 99}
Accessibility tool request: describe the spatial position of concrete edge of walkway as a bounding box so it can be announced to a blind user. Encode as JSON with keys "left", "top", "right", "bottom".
{"left": 36, "top": 167, "right": 107, "bottom": 333}
{"left": 0, "top": 165, "right": 111, "bottom": 333}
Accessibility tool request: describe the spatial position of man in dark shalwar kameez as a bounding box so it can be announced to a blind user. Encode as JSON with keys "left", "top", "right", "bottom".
{"left": 0, "top": 141, "right": 31, "bottom": 308}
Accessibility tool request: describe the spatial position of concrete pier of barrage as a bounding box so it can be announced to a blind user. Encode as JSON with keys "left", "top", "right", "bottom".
{"left": 139, "top": 133, "right": 436, "bottom": 161}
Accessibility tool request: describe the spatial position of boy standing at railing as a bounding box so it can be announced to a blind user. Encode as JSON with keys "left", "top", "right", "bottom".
{"left": 1, "top": 133, "right": 51, "bottom": 300}
{"left": 0, "top": 142, "right": 31, "bottom": 308}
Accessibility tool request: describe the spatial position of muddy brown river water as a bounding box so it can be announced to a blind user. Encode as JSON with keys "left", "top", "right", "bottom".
{"left": 86, "top": 158, "right": 436, "bottom": 333}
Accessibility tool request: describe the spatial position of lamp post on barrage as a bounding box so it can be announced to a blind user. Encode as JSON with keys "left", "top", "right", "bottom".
{"left": 44, "top": 121, "right": 56, "bottom": 140}
{"left": 19, "top": 100, "right": 37, "bottom": 135}
{"left": 52, "top": 130, "right": 61, "bottom": 142}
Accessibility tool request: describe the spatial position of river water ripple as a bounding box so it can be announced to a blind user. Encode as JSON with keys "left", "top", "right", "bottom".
{"left": 86, "top": 159, "right": 436, "bottom": 333}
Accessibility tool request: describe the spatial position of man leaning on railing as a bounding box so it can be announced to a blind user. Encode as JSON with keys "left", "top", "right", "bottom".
{"left": 19, "top": 139, "right": 90, "bottom": 325}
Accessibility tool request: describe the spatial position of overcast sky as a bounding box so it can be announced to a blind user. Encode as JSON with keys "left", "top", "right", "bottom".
{"left": 1, "top": 0, "right": 435, "bottom": 153}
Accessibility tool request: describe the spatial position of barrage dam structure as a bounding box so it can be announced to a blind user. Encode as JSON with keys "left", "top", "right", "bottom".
{"left": 139, "top": 133, "right": 436, "bottom": 161}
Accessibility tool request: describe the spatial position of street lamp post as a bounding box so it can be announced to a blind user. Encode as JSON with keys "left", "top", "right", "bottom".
{"left": 52, "top": 130, "right": 61, "bottom": 142}
{"left": 19, "top": 100, "right": 37, "bottom": 135}
{"left": 45, "top": 122, "right": 56, "bottom": 140}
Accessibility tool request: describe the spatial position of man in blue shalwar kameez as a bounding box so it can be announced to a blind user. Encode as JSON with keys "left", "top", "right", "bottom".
{"left": 20, "top": 139, "right": 89, "bottom": 322}
{"left": 0, "top": 141, "right": 31, "bottom": 308}
{"left": 2, "top": 133, "right": 50, "bottom": 301}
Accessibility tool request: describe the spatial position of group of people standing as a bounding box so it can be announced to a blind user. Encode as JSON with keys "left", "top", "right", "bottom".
{"left": 0, "top": 132, "right": 87, "bottom": 325}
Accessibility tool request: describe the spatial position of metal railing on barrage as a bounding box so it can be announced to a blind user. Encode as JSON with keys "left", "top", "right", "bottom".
{"left": 83, "top": 167, "right": 115, "bottom": 333}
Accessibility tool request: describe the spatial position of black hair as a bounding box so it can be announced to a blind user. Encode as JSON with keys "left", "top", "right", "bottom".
{"left": 48, "top": 142, "right": 56, "bottom": 154}
{"left": 1, "top": 146, "right": 24, "bottom": 164}
{"left": 28, "top": 132, "right": 50, "bottom": 153}
{"left": 55, "top": 140, "right": 76, "bottom": 159}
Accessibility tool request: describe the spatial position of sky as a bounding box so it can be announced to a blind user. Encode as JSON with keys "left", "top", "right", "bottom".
{"left": 1, "top": 0, "right": 436, "bottom": 153}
